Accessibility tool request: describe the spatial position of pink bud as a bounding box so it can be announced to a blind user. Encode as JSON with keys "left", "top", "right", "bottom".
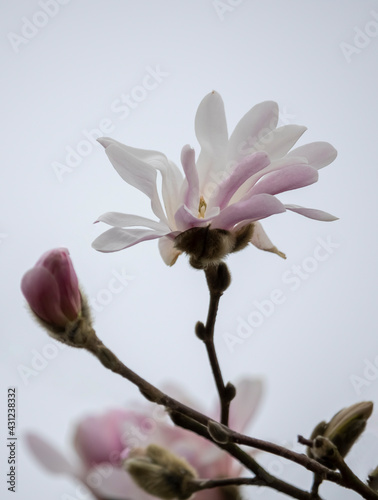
{"left": 21, "top": 248, "right": 81, "bottom": 328}
{"left": 74, "top": 410, "right": 129, "bottom": 466}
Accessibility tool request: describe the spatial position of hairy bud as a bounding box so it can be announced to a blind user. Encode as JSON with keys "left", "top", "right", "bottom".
{"left": 124, "top": 444, "right": 197, "bottom": 499}
{"left": 307, "top": 401, "right": 373, "bottom": 468}
{"left": 174, "top": 226, "right": 237, "bottom": 269}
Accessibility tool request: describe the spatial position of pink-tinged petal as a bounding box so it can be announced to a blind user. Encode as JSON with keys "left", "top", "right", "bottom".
{"left": 287, "top": 141, "right": 337, "bottom": 170}
{"left": 181, "top": 145, "right": 200, "bottom": 212}
{"left": 227, "top": 101, "right": 279, "bottom": 163}
{"left": 37, "top": 249, "right": 81, "bottom": 322}
{"left": 248, "top": 221, "right": 286, "bottom": 259}
{"left": 174, "top": 205, "right": 218, "bottom": 232}
{"left": 195, "top": 91, "right": 228, "bottom": 186}
{"left": 228, "top": 378, "right": 263, "bottom": 433}
{"left": 208, "top": 152, "right": 270, "bottom": 210}
{"left": 92, "top": 227, "right": 170, "bottom": 252}
{"left": 158, "top": 237, "right": 182, "bottom": 266}
{"left": 25, "top": 433, "right": 75, "bottom": 475}
{"left": 95, "top": 212, "right": 167, "bottom": 231}
{"left": 228, "top": 156, "right": 303, "bottom": 203}
{"left": 101, "top": 143, "right": 168, "bottom": 224}
{"left": 250, "top": 125, "right": 307, "bottom": 160}
{"left": 74, "top": 410, "right": 129, "bottom": 466}
{"left": 285, "top": 204, "right": 339, "bottom": 221}
{"left": 210, "top": 194, "right": 286, "bottom": 230}
{"left": 249, "top": 164, "right": 318, "bottom": 196}
{"left": 21, "top": 267, "right": 68, "bottom": 326}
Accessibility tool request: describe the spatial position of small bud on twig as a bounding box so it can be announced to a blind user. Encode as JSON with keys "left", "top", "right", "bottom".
{"left": 195, "top": 321, "right": 206, "bottom": 341}
{"left": 307, "top": 401, "right": 374, "bottom": 469}
{"left": 207, "top": 420, "right": 230, "bottom": 444}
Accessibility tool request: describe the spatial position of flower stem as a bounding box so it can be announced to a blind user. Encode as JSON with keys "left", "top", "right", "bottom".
{"left": 200, "top": 264, "right": 234, "bottom": 426}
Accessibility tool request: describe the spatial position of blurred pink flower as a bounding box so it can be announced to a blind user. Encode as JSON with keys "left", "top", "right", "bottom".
{"left": 92, "top": 91, "right": 337, "bottom": 265}
{"left": 26, "top": 378, "right": 262, "bottom": 500}
{"left": 21, "top": 248, "right": 81, "bottom": 328}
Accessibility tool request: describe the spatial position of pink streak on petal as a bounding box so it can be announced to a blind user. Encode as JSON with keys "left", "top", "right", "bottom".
{"left": 249, "top": 164, "right": 319, "bottom": 197}
{"left": 174, "top": 205, "right": 214, "bottom": 232}
{"left": 209, "top": 152, "right": 270, "bottom": 209}
{"left": 181, "top": 145, "right": 199, "bottom": 212}
{"left": 211, "top": 194, "right": 286, "bottom": 230}
{"left": 285, "top": 204, "right": 339, "bottom": 221}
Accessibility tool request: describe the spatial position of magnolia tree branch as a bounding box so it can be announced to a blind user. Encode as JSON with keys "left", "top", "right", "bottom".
{"left": 82, "top": 332, "right": 378, "bottom": 499}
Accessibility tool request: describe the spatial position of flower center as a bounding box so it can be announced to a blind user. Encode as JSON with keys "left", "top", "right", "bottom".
{"left": 198, "top": 196, "right": 207, "bottom": 218}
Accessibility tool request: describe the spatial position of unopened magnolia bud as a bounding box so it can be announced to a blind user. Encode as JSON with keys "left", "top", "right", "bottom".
{"left": 207, "top": 420, "right": 230, "bottom": 444}
{"left": 124, "top": 444, "right": 197, "bottom": 500}
{"left": 205, "top": 262, "right": 231, "bottom": 294}
{"left": 307, "top": 401, "right": 373, "bottom": 468}
{"left": 21, "top": 248, "right": 82, "bottom": 328}
{"left": 174, "top": 226, "right": 236, "bottom": 269}
{"left": 368, "top": 466, "right": 378, "bottom": 490}
{"left": 21, "top": 248, "right": 95, "bottom": 348}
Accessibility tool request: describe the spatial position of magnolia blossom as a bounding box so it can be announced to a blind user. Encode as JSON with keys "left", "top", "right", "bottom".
{"left": 21, "top": 248, "right": 81, "bottom": 328}
{"left": 92, "top": 91, "right": 337, "bottom": 265}
{"left": 26, "top": 378, "right": 262, "bottom": 500}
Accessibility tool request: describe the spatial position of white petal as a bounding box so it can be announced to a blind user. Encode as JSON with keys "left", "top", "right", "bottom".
{"left": 285, "top": 204, "right": 338, "bottom": 221}
{"left": 25, "top": 433, "right": 75, "bottom": 475}
{"left": 227, "top": 101, "right": 279, "bottom": 164}
{"left": 249, "top": 221, "right": 286, "bottom": 258}
{"left": 101, "top": 143, "right": 168, "bottom": 224}
{"left": 158, "top": 236, "right": 181, "bottom": 266}
{"left": 195, "top": 91, "right": 228, "bottom": 187}
{"left": 92, "top": 227, "right": 169, "bottom": 252}
{"left": 249, "top": 125, "right": 307, "bottom": 160}
{"left": 287, "top": 141, "right": 338, "bottom": 169}
{"left": 99, "top": 137, "right": 183, "bottom": 226}
{"left": 181, "top": 145, "right": 200, "bottom": 212}
{"left": 95, "top": 212, "right": 166, "bottom": 231}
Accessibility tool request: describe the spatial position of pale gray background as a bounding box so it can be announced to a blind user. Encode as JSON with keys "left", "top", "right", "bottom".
{"left": 1, "top": 1, "right": 378, "bottom": 499}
